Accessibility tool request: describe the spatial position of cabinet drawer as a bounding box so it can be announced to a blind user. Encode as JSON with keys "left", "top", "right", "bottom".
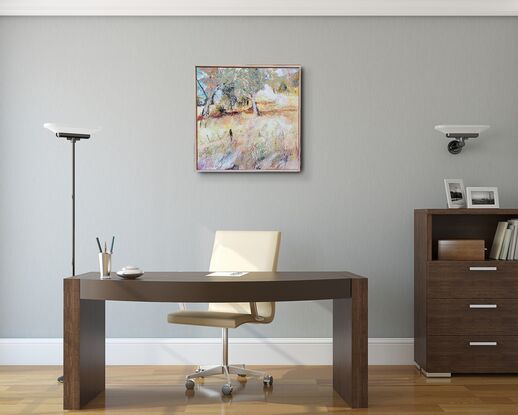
{"left": 428, "top": 299, "right": 518, "bottom": 335}
{"left": 428, "top": 262, "right": 518, "bottom": 298}
{"left": 427, "top": 336, "right": 518, "bottom": 373}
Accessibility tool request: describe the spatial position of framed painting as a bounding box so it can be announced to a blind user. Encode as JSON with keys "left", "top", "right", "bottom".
{"left": 195, "top": 65, "right": 301, "bottom": 172}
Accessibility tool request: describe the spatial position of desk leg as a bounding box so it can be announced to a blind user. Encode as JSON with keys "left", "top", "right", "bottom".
{"left": 333, "top": 279, "right": 368, "bottom": 408}
{"left": 64, "top": 279, "right": 105, "bottom": 410}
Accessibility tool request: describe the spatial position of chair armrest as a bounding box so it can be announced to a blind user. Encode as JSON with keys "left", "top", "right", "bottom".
{"left": 250, "top": 302, "right": 265, "bottom": 321}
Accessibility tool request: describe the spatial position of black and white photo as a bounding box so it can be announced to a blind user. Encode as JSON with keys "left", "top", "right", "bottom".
{"left": 444, "top": 179, "right": 466, "bottom": 208}
{"left": 466, "top": 186, "right": 500, "bottom": 208}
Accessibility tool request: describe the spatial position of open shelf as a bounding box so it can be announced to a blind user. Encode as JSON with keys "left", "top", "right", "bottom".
{"left": 427, "top": 211, "right": 518, "bottom": 261}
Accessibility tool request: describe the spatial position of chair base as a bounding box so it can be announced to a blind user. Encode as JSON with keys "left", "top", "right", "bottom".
{"left": 185, "top": 364, "right": 273, "bottom": 394}
{"left": 183, "top": 329, "right": 273, "bottom": 395}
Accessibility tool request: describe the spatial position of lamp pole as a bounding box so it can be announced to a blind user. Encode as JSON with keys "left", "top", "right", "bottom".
{"left": 63, "top": 133, "right": 89, "bottom": 384}
{"left": 44, "top": 124, "right": 98, "bottom": 385}
{"left": 72, "top": 138, "right": 80, "bottom": 275}
{"left": 57, "top": 132, "right": 90, "bottom": 276}
{"left": 56, "top": 132, "right": 90, "bottom": 384}
{"left": 71, "top": 138, "right": 76, "bottom": 275}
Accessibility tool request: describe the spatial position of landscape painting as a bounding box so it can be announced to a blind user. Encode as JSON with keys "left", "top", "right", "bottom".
{"left": 196, "top": 65, "right": 301, "bottom": 172}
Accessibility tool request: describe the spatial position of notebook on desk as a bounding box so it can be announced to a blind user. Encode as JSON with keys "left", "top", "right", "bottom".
{"left": 206, "top": 272, "right": 249, "bottom": 277}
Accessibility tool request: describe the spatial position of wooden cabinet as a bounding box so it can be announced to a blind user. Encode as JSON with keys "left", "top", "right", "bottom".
{"left": 415, "top": 209, "right": 518, "bottom": 376}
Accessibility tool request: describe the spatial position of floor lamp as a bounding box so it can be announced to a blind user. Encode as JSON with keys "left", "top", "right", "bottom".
{"left": 44, "top": 123, "right": 100, "bottom": 383}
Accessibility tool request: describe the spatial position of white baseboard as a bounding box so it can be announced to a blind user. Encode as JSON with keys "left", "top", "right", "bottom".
{"left": 0, "top": 337, "right": 413, "bottom": 365}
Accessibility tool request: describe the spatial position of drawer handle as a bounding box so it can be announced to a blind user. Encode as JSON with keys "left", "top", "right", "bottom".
{"left": 469, "top": 266, "right": 497, "bottom": 271}
{"left": 469, "top": 304, "right": 497, "bottom": 309}
{"left": 469, "top": 341, "right": 497, "bottom": 346}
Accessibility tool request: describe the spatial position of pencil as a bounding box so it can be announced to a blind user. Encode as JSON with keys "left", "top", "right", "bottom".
{"left": 110, "top": 236, "right": 115, "bottom": 254}
{"left": 96, "top": 237, "right": 102, "bottom": 253}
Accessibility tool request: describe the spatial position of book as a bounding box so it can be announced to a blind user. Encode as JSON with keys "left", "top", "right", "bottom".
{"left": 508, "top": 225, "right": 516, "bottom": 260}
{"left": 500, "top": 228, "right": 513, "bottom": 260}
{"left": 510, "top": 219, "right": 518, "bottom": 260}
{"left": 490, "top": 221, "right": 509, "bottom": 259}
{"left": 508, "top": 220, "right": 518, "bottom": 260}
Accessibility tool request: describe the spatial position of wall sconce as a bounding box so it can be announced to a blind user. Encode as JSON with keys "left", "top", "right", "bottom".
{"left": 435, "top": 125, "right": 490, "bottom": 154}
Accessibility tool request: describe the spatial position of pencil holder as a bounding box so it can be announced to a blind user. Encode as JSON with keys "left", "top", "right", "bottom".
{"left": 99, "top": 252, "right": 111, "bottom": 279}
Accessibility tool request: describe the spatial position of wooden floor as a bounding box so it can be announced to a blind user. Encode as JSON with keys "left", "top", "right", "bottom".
{"left": 2, "top": 365, "right": 518, "bottom": 414}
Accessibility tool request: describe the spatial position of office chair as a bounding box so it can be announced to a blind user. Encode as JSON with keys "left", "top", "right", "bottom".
{"left": 167, "top": 230, "right": 281, "bottom": 395}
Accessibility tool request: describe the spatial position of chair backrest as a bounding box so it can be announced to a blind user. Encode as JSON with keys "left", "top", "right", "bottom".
{"left": 207, "top": 230, "right": 281, "bottom": 321}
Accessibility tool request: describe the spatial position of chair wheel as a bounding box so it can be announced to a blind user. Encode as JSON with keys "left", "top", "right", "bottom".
{"left": 185, "top": 379, "right": 195, "bottom": 390}
{"left": 263, "top": 375, "right": 273, "bottom": 386}
{"left": 222, "top": 383, "right": 233, "bottom": 395}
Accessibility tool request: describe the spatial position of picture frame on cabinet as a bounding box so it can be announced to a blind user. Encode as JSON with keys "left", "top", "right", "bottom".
{"left": 466, "top": 186, "right": 500, "bottom": 208}
{"left": 444, "top": 179, "right": 466, "bottom": 208}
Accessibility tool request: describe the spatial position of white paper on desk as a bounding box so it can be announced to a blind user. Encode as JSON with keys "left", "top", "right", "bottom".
{"left": 206, "top": 272, "right": 249, "bottom": 277}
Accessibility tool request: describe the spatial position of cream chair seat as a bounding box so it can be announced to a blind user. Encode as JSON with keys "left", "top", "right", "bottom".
{"left": 167, "top": 230, "right": 281, "bottom": 396}
{"left": 168, "top": 310, "right": 258, "bottom": 329}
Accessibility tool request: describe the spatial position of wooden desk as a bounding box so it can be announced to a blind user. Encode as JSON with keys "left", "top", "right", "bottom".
{"left": 64, "top": 272, "right": 368, "bottom": 409}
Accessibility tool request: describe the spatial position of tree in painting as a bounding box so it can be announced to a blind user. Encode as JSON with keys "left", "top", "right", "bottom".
{"left": 196, "top": 66, "right": 301, "bottom": 171}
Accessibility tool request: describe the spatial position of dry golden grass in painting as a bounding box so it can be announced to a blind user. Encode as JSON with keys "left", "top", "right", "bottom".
{"left": 196, "top": 66, "right": 301, "bottom": 171}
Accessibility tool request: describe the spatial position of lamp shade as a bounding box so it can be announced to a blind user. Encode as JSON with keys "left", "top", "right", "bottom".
{"left": 44, "top": 123, "right": 101, "bottom": 138}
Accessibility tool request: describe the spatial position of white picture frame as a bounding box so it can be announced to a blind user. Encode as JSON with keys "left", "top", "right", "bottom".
{"left": 466, "top": 186, "right": 500, "bottom": 208}
{"left": 444, "top": 179, "right": 466, "bottom": 208}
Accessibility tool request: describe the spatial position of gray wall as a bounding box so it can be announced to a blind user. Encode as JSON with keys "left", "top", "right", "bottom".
{"left": 1, "top": 17, "right": 518, "bottom": 339}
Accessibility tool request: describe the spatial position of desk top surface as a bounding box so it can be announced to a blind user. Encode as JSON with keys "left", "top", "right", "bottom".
{"left": 69, "top": 271, "right": 366, "bottom": 282}
{"left": 67, "top": 271, "right": 366, "bottom": 302}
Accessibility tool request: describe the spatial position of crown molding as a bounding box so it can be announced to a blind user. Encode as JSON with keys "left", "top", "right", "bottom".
{"left": 1, "top": 0, "right": 518, "bottom": 16}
